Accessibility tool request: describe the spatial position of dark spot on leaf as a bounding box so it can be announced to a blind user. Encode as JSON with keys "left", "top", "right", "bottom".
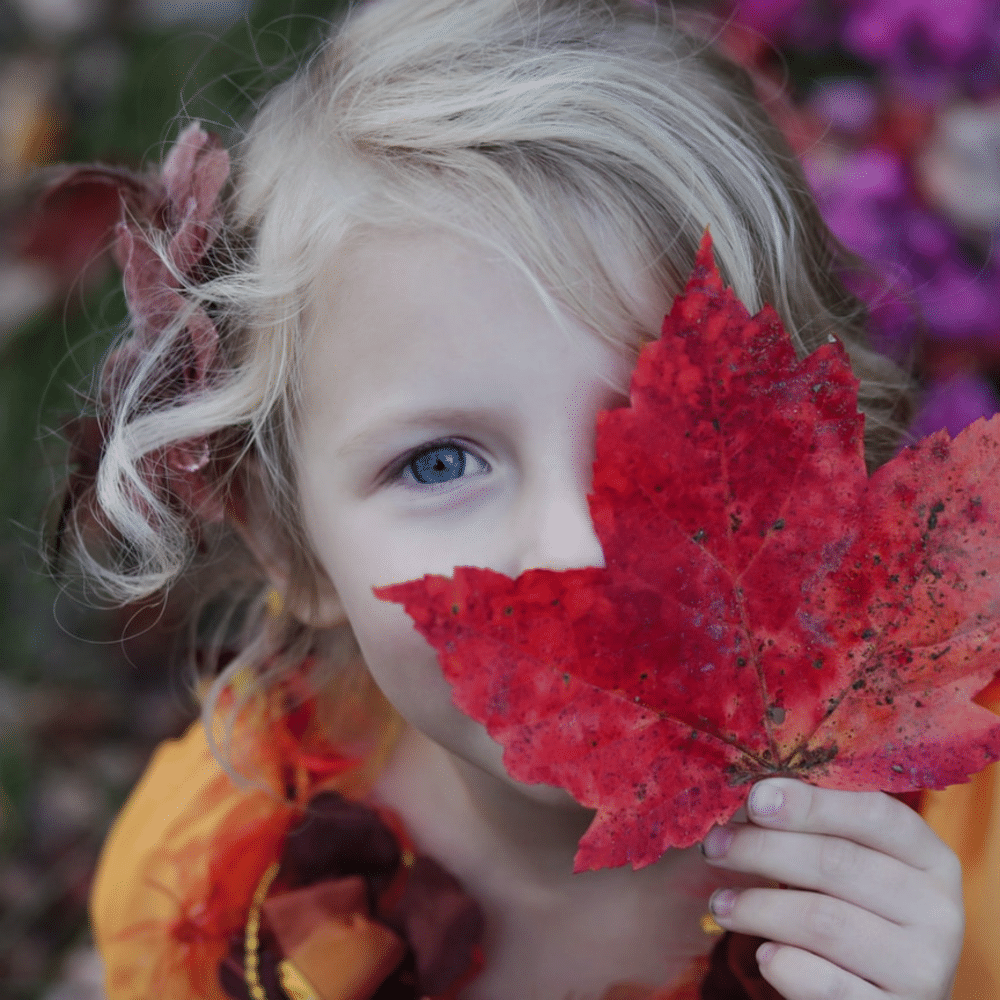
{"left": 767, "top": 706, "right": 786, "bottom": 724}
{"left": 797, "top": 742, "right": 839, "bottom": 771}
{"left": 563, "top": 673, "right": 570, "bottom": 684}
{"left": 504, "top": 606, "right": 513, "bottom": 615}
{"left": 730, "top": 513, "right": 742, "bottom": 532}
{"left": 873, "top": 554, "right": 881, "bottom": 565}
{"left": 451, "top": 604, "right": 460, "bottom": 614}
{"left": 773, "top": 519, "right": 785, "bottom": 530}
{"left": 852, "top": 678, "right": 866, "bottom": 690}
{"left": 927, "top": 500, "right": 944, "bottom": 530}
{"left": 813, "top": 658, "right": 823, "bottom": 669}
{"left": 915, "top": 700, "right": 923, "bottom": 708}
{"left": 712, "top": 418, "right": 720, "bottom": 432}
{"left": 693, "top": 528, "right": 706, "bottom": 543}
{"left": 640, "top": 672, "right": 648, "bottom": 680}
{"left": 736, "top": 657, "right": 747, "bottom": 667}
{"left": 892, "top": 764, "right": 904, "bottom": 773}
{"left": 889, "top": 574, "right": 900, "bottom": 584}
{"left": 862, "top": 629, "right": 875, "bottom": 639}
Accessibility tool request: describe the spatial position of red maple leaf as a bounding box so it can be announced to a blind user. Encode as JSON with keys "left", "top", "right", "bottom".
{"left": 375, "top": 233, "right": 1000, "bottom": 871}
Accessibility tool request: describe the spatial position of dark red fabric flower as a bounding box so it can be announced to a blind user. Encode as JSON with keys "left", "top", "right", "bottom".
{"left": 50, "top": 123, "right": 232, "bottom": 557}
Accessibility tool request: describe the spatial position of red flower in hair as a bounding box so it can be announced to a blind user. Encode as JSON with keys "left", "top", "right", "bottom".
{"left": 49, "top": 123, "right": 232, "bottom": 556}
{"left": 110, "top": 122, "right": 228, "bottom": 382}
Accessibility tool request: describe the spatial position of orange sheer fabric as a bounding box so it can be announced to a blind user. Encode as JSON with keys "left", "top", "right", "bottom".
{"left": 90, "top": 721, "right": 295, "bottom": 1000}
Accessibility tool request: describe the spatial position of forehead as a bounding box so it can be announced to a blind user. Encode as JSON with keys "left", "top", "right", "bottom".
{"left": 314, "top": 230, "right": 545, "bottom": 372}
{"left": 302, "top": 225, "right": 668, "bottom": 378}
{"left": 295, "top": 229, "right": 642, "bottom": 441}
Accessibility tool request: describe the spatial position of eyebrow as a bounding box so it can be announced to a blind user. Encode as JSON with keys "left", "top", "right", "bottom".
{"left": 334, "top": 406, "right": 506, "bottom": 458}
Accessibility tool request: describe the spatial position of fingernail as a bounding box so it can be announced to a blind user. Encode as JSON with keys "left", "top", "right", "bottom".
{"left": 709, "top": 888, "right": 738, "bottom": 919}
{"left": 756, "top": 942, "right": 778, "bottom": 966}
{"left": 748, "top": 781, "right": 784, "bottom": 818}
{"left": 700, "top": 825, "right": 734, "bottom": 859}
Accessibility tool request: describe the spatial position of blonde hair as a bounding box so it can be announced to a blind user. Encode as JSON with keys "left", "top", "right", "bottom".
{"left": 56, "top": 0, "right": 910, "bottom": 777}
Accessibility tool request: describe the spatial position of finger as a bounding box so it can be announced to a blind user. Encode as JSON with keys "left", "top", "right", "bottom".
{"left": 709, "top": 886, "right": 955, "bottom": 996}
{"left": 743, "top": 778, "right": 959, "bottom": 879}
{"left": 754, "top": 940, "right": 883, "bottom": 1000}
{"left": 701, "top": 822, "right": 938, "bottom": 924}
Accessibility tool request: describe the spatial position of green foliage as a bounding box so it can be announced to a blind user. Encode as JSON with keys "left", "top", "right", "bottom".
{"left": 67, "top": 0, "right": 351, "bottom": 163}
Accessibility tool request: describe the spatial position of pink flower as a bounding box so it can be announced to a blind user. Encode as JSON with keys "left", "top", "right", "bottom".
{"left": 50, "top": 123, "right": 232, "bottom": 539}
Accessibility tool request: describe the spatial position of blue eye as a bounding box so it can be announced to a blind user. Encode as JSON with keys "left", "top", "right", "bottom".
{"left": 409, "top": 444, "right": 467, "bottom": 484}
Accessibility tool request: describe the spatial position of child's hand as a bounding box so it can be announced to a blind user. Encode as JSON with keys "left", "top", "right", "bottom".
{"left": 700, "top": 779, "right": 963, "bottom": 1000}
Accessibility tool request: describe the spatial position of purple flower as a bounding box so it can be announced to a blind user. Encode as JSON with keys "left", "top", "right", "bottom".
{"left": 919, "top": 256, "right": 1000, "bottom": 340}
{"left": 807, "top": 79, "right": 879, "bottom": 136}
{"left": 805, "top": 145, "right": 1000, "bottom": 349}
{"left": 805, "top": 148, "right": 908, "bottom": 262}
{"left": 908, "top": 373, "right": 999, "bottom": 440}
{"left": 843, "top": 0, "right": 1000, "bottom": 99}
{"left": 845, "top": 0, "right": 982, "bottom": 63}
{"left": 731, "top": 0, "right": 850, "bottom": 49}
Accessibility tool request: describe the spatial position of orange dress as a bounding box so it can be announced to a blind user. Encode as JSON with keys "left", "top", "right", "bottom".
{"left": 91, "top": 719, "right": 1000, "bottom": 1000}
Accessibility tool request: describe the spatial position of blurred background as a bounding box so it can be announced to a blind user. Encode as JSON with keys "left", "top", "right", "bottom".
{"left": 0, "top": 0, "right": 998, "bottom": 997}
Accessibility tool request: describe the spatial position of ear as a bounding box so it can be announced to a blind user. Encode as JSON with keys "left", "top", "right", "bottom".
{"left": 227, "top": 457, "right": 345, "bottom": 630}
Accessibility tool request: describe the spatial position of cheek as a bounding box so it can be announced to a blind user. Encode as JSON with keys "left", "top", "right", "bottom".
{"left": 342, "top": 587, "right": 424, "bottom": 669}
{"left": 295, "top": 477, "right": 490, "bottom": 730}
{"left": 339, "top": 581, "right": 469, "bottom": 743}
{"left": 297, "top": 490, "right": 423, "bottom": 663}
{"left": 326, "top": 561, "right": 448, "bottom": 704}
{"left": 306, "top": 494, "right": 474, "bottom": 591}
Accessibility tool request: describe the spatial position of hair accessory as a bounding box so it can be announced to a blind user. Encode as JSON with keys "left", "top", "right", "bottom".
{"left": 109, "top": 121, "right": 228, "bottom": 390}
{"left": 50, "top": 123, "right": 231, "bottom": 559}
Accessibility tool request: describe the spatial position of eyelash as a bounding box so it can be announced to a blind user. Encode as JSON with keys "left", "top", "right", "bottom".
{"left": 387, "top": 438, "right": 490, "bottom": 487}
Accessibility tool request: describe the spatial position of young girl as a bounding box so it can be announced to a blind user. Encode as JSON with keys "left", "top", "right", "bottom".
{"left": 52, "top": 0, "right": 994, "bottom": 997}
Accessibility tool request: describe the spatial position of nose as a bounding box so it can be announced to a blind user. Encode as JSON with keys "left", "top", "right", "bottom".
{"left": 511, "top": 475, "right": 606, "bottom": 575}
